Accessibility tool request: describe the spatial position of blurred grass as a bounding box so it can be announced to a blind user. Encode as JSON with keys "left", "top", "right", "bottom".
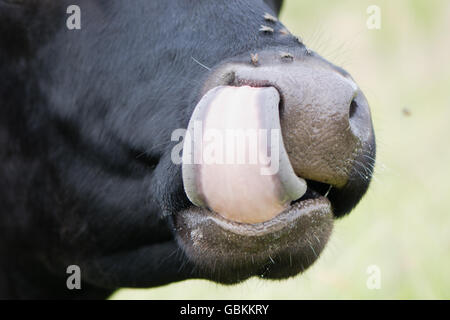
{"left": 111, "top": 0, "right": 450, "bottom": 299}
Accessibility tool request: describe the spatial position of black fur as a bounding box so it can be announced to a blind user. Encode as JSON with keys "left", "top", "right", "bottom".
{"left": 0, "top": 0, "right": 300, "bottom": 299}
{"left": 0, "top": 0, "right": 374, "bottom": 299}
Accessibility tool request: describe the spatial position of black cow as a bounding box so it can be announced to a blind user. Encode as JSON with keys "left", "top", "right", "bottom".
{"left": 0, "top": 0, "right": 375, "bottom": 299}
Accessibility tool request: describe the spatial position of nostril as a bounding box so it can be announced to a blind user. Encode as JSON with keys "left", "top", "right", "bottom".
{"left": 349, "top": 99, "right": 358, "bottom": 119}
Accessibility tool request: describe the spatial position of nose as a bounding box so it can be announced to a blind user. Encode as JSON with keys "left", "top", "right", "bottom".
{"left": 201, "top": 49, "right": 374, "bottom": 189}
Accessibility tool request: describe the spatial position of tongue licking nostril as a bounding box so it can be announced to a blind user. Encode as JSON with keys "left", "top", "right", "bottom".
{"left": 182, "top": 86, "right": 307, "bottom": 224}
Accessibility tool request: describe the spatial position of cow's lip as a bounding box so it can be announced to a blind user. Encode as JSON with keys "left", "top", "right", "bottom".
{"left": 174, "top": 187, "right": 334, "bottom": 282}
{"left": 178, "top": 189, "right": 331, "bottom": 235}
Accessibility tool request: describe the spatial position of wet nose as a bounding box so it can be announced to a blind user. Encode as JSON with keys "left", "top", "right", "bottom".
{"left": 203, "top": 49, "right": 374, "bottom": 188}
{"left": 276, "top": 62, "right": 367, "bottom": 188}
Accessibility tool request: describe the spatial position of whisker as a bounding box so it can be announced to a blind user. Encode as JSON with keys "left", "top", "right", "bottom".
{"left": 191, "top": 56, "right": 211, "bottom": 71}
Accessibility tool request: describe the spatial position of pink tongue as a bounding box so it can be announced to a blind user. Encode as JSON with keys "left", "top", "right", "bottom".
{"left": 182, "top": 86, "right": 306, "bottom": 224}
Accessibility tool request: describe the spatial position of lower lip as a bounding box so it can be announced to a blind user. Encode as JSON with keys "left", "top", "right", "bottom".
{"left": 194, "top": 194, "right": 331, "bottom": 234}
{"left": 174, "top": 195, "right": 333, "bottom": 278}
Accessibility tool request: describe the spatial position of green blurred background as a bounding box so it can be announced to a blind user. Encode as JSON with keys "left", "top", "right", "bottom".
{"left": 112, "top": 0, "right": 450, "bottom": 299}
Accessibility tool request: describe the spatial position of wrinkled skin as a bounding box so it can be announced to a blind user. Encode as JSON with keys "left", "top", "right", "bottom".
{"left": 0, "top": 0, "right": 375, "bottom": 299}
